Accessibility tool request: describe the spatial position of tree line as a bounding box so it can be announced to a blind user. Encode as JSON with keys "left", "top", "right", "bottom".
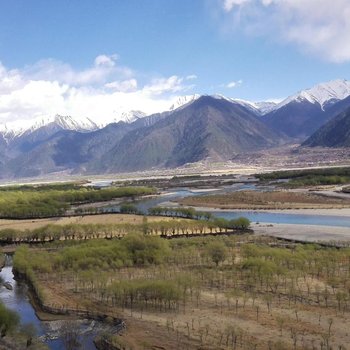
{"left": 0, "top": 186, "right": 155, "bottom": 219}
{"left": 0, "top": 214, "right": 250, "bottom": 244}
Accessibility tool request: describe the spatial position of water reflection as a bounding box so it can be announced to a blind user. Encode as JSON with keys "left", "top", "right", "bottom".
{"left": 0, "top": 255, "right": 98, "bottom": 350}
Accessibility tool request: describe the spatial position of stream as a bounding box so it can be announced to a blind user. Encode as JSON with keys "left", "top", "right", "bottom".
{"left": 0, "top": 254, "right": 102, "bottom": 350}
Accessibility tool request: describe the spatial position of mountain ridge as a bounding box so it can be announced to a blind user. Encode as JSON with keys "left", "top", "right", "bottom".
{"left": 91, "top": 95, "right": 284, "bottom": 173}
{"left": 2, "top": 79, "right": 350, "bottom": 141}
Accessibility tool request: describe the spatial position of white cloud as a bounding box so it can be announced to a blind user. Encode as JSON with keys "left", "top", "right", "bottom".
{"left": 105, "top": 79, "right": 138, "bottom": 92}
{"left": 142, "top": 75, "right": 191, "bottom": 96}
{"left": 94, "top": 54, "right": 118, "bottom": 67}
{"left": 223, "top": 0, "right": 251, "bottom": 12}
{"left": 23, "top": 54, "right": 133, "bottom": 86}
{"left": 186, "top": 74, "right": 198, "bottom": 80}
{"left": 226, "top": 79, "right": 243, "bottom": 88}
{"left": 0, "top": 57, "right": 196, "bottom": 126}
{"left": 220, "top": 0, "right": 350, "bottom": 63}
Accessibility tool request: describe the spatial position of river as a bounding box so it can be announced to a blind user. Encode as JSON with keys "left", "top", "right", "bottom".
{"left": 99, "top": 183, "right": 350, "bottom": 229}
{"left": 0, "top": 254, "right": 101, "bottom": 350}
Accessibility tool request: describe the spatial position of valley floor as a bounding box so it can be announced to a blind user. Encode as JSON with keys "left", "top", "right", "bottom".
{"left": 15, "top": 234, "right": 350, "bottom": 350}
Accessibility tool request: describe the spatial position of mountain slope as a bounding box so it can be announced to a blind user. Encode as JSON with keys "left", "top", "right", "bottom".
{"left": 4, "top": 121, "right": 135, "bottom": 178}
{"left": 302, "top": 107, "right": 350, "bottom": 148}
{"left": 263, "top": 79, "right": 350, "bottom": 138}
{"left": 93, "top": 96, "right": 283, "bottom": 173}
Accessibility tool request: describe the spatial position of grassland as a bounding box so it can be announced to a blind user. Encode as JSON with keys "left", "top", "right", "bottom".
{"left": 179, "top": 190, "right": 350, "bottom": 210}
{"left": 12, "top": 234, "right": 350, "bottom": 350}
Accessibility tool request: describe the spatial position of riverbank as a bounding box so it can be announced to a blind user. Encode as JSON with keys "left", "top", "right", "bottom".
{"left": 0, "top": 262, "right": 104, "bottom": 350}
{"left": 253, "top": 222, "right": 350, "bottom": 242}
{"left": 252, "top": 208, "right": 350, "bottom": 217}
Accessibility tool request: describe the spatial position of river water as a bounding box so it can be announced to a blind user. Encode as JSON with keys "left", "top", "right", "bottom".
{"left": 0, "top": 255, "right": 100, "bottom": 350}
{"left": 101, "top": 183, "right": 350, "bottom": 229}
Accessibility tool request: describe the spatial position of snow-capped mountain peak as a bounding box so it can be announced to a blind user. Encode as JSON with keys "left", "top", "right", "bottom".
{"left": 277, "top": 79, "right": 350, "bottom": 110}
{"left": 23, "top": 114, "right": 98, "bottom": 134}
{"left": 168, "top": 94, "right": 200, "bottom": 111}
{"left": 51, "top": 115, "right": 98, "bottom": 132}
{"left": 231, "top": 99, "right": 278, "bottom": 115}
{"left": 118, "top": 110, "right": 146, "bottom": 123}
{"left": 0, "top": 114, "right": 98, "bottom": 142}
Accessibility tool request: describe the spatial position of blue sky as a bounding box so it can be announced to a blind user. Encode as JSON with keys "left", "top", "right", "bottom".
{"left": 0, "top": 0, "right": 350, "bottom": 124}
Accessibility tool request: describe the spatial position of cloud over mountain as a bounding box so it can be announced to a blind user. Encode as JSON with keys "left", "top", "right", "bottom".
{"left": 0, "top": 56, "right": 196, "bottom": 126}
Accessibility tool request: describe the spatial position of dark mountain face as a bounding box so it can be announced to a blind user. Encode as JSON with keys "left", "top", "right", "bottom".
{"left": 93, "top": 96, "right": 283, "bottom": 173}
{"left": 52, "top": 122, "right": 133, "bottom": 168}
{"left": 263, "top": 95, "right": 350, "bottom": 140}
{"left": 263, "top": 100, "right": 326, "bottom": 139}
{"left": 302, "top": 107, "right": 350, "bottom": 148}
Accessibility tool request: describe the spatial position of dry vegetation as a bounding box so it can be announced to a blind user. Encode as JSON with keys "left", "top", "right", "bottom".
{"left": 180, "top": 190, "right": 350, "bottom": 210}
{"left": 0, "top": 213, "right": 181, "bottom": 231}
{"left": 13, "top": 234, "right": 350, "bottom": 350}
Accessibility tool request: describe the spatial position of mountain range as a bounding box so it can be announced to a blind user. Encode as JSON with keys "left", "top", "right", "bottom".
{"left": 1, "top": 79, "right": 350, "bottom": 178}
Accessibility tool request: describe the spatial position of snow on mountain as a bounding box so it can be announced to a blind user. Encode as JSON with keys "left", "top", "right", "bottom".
{"left": 117, "top": 110, "right": 147, "bottom": 123}
{"left": 0, "top": 114, "right": 98, "bottom": 141}
{"left": 168, "top": 94, "right": 200, "bottom": 111}
{"left": 48, "top": 115, "right": 98, "bottom": 132}
{"left": 253, "top": 101, "right": 279, "bottom": 114}
{"left": 218, "top": 98, "right": 277, "bottom": 115}
{"left": 90, "top": 110, "right": 148, "bottom": 128}
{"left": 277, "top": 79, "right": 350, "bottom": 111}
{"left": 231, "top": 99, "right": 261, "bottom": 115}
{"left": 1, "top": 79, "right": 349, "bottom": 142}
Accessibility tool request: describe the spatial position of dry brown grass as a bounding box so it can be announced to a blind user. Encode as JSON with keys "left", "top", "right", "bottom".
{"left": 35, "top": 270, "right": 350, "bottom": 350}
{"left": 0, "top": 213, "right": 183, "bottom": 231}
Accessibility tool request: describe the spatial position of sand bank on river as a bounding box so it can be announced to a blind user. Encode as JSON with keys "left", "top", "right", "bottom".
{"left": 253, "top": 222, "right": 350, "bottom": 242}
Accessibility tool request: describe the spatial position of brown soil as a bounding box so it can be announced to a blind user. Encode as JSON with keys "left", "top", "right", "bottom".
{"left": 33, "top": 264, "right": 350, "bottom": 350}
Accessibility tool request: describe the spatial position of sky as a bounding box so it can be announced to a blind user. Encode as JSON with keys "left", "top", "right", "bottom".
{"left": 1, "top": 0, "right": 350, "bottom": 126}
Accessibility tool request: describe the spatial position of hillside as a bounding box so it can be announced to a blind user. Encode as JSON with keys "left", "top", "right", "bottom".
{"left": 93, "top": 96, "right": 283, "bottom": 173}
{"left": 303, "top": 107, "right": 350, "bottom": 147}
